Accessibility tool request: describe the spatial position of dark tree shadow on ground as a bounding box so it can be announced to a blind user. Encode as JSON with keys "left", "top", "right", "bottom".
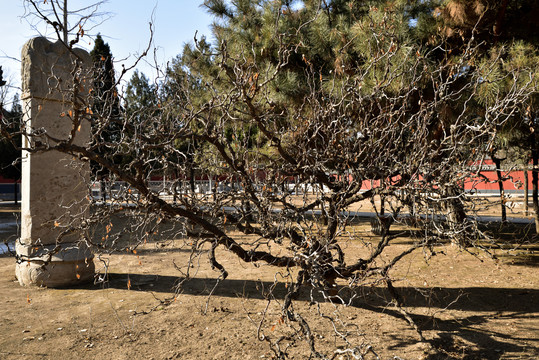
{"left": 77, "top": 272, "right": 539, "bottom": 360}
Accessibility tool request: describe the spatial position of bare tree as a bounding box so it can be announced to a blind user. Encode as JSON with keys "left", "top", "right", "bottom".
{"left": 22, "top": 0, "right": 110, "bottom": 46}
{"left": 3, "top": 1, "right": 538, "bottom": 358}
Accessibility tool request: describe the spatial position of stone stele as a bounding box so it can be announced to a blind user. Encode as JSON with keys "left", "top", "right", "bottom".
{"left": 16, "top": 37, "right": 94, "bottom": 287}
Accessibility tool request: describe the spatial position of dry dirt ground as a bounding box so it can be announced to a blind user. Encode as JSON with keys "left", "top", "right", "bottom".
{"left": 0, "top": 199, "right": 538, "bottom": 359}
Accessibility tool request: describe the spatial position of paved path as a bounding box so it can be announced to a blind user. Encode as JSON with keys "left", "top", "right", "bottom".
{"left": 1, "top": 201, "right": 534, "bottom": 255}
{"left": 0, "top": 202, "right": 20, "bottom": 254}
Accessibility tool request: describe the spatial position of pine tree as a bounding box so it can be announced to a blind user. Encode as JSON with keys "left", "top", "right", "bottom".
{"left": 170, "top": 0, "right": 537, "bottom": 237}
{"left": 413, "top": 0, "right": 539, "bottom": 229}
{"left": 0, "top": 94, "right": 22, "bottom": 180}
{"left": 0, "top": 94, "right": 22, "bottom": 203}
{"left": 90, "top": 34, "right": 121, "bottom": 141}
{"left": 90, "top": 34, "right": 121, "bottom": 199}
{"left": 124, "top": 70, "right": 157, "bottom": 120}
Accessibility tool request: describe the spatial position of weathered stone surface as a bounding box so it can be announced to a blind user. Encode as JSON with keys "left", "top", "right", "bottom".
{"left": 15, "top": 243, "right": 94, "bottom": 287}
{"left": 21, "top": 37, "right": 91, "bottom": 101}
{"left": 17, "top": 37, "right": 94, "bottom": 287}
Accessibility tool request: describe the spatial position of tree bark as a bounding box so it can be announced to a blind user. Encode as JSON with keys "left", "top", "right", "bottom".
{"left": 493, "top": 0, "right": 510, "bottom": 43}
{"left": 63, "top": 0, "right": 69, "bottom": 44}
{"left": 492, "top": 155, "right": 506, "bottom": 222}
{"left": 214, "top": 176, "right": 218, "bottom": 201}
{"left": 172, "top": 170, "right": 178, "bottom": 204}
{"left": 100, "top": 179, "right": 106, "bottom": 202}
{"left": 13, "top": 181, "right": 18, "bottom": 205}
{"left": 445, "top": 185, "right": 467, "bottom": 231}
{"left": 189, "top": 164, "right": 195, "bottom": 195}
{"left": 524, "top": 168, "right": 529, "bottom": 216}
{"left": 380, "top": 177, "right": 385, "bottom": 216}
{"left": 532, "top": 141, "right": 539, "bottom": 233}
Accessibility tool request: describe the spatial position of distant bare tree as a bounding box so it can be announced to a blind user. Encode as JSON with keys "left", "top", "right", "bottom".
{"left": 22, "top": 0, "right": 110, "bottom": 46}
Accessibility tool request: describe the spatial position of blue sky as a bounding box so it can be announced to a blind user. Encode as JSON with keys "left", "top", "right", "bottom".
{"left": 0, "top": 0, "right": 214, "bottom": 104}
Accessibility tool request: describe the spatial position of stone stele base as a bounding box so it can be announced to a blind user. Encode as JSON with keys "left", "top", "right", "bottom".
{"left": 15, "top": 242, "right": 94, "bottom": 287}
